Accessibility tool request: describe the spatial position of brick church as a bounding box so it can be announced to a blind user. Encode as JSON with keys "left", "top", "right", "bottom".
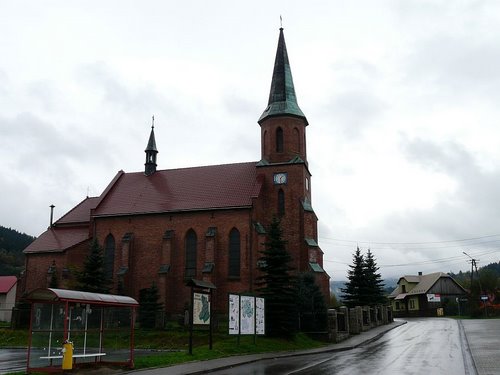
{"left": 21, "top": 28, "right": 330, "bottom": 314}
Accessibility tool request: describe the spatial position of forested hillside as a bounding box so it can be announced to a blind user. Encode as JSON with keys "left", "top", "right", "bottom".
{"left": 0, "top": 226, "right": 36, "bottom": 276}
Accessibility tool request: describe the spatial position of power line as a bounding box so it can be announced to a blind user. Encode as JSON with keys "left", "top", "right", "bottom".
{"left": 318, "top": 233, "right": 500, "bottom": 246}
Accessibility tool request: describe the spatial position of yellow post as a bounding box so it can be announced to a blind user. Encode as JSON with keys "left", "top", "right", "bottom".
{"left": 62, "top": 341, "right": 73, "bottom": 370}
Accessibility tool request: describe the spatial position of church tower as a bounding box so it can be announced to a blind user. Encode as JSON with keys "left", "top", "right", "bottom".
{"left": 144, "top": 117, "right": 158, "bottom": 176}
{"left": 255, "top": 27, "right": 329, "bottom": 296}
{"left": 258, "top": 27, "right": 308, "bottom": 165}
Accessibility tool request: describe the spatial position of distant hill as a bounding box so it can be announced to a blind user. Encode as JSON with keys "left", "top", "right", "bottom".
{"left": 0, "top": 226, "right": 36, "bottom": 276}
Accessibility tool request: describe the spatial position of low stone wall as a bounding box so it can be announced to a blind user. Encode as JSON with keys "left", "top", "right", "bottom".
{"left": 328, "top": 304, "right": 393, "bottom": 343}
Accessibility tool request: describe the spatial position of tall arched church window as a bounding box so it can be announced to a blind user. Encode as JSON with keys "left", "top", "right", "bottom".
{"left": 185, "top": 229, "right": 197, "bottom": 277}
{"left": 228, "top": 228, "right": 241, "bottom": 277}
{"left": 276, "top": 127, "right": 284, "bottom": 153}
{"left": 293, "top": 128, "right": 300, "bottom": 153}
{"left": 104, "top": 234, "right": 115, "bottom": 281}
{"left": 263, "top": 130, "right": 268, "bottom": 155}
{"left": 278, "top": 189, "right": 285, "bottom": 217}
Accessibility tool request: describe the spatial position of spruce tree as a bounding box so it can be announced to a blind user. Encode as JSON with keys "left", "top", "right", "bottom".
{"left": 138, "top": 283, "right": 163, "bottom": 329}
{"left": 363, "top": 249, "right": 386, "bottom": 305}
{"left": 341, "top": 247, "right": 367, "bottom": 307}
{"left": 296, "top": 272, "right": 328, "bottom": 331}
{"left": 76, "top": 238, "right": 110, "bottom": 293}
{"left": 256, "top": 217, "right": 297, "bottom": 338}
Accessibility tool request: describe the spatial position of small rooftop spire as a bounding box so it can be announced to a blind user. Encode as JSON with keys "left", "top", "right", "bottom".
{"left": 258, "top": 27, "right": 307, "bottom": 125}
{"left": 145, "top": 115, "right": 158, "bottom": 176}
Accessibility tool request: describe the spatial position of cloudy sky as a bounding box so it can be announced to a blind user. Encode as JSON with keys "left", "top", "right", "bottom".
{"left": 2, "top": 1, "right": 500, "bottom": 280}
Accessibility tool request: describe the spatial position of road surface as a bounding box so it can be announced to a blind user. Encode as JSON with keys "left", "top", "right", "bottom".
{"left": 209, "top": 318, "right": 476, "bottom": 375}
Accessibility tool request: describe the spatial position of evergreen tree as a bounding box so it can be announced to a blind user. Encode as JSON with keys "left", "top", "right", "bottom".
{"left": 296, "top": 272, "right": 328, "bottom": 331}
{"left": 256, "top": 217, "right": 297, "bottom": 338}
{"left": 363, "top": 249, "right": 386, "bottom": 305}
{"left": 49, "top": 269, "right": 58, "bottom": 288}
{"left": 76, "top": 239, "right": 110, "bottom": 293}
{"left": 138, "top": 283, "right": 163, "bottom": 329}
{"left": 341, "top": 247, "right": 367, "bottom": 307}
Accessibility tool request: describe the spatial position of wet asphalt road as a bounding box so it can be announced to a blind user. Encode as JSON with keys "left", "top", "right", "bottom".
{"left": 209, "top": 318, "right": 476, "bottom": 375}
{"left": 0, "top": 348, "right": 26, "bottom": 374}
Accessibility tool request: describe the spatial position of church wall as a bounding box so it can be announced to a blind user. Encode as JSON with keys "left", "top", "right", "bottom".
{"left": 93, "top": 208, "right": 254, "bottom": 314}
{"left": 23, "top": 240, "right": 89, "bottom": 294}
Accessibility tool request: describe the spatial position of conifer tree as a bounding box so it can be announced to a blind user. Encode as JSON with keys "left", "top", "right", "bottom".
{"left": 138, "top": 283, "right": 163, "bottom": 329}
{"left": 341, "top": 247, "right": 367, "bottom": 307}
{"left": 296, "top": 272, "right": 328, "bottom": 331}
{"left": 76, "top": 238, "right": 110, "bottom": 293}
{"left": 256, "top": 217, "right": 297, "bottom": 338}
{"left": 363, "top": 249, "right": 386, "bottom": 305}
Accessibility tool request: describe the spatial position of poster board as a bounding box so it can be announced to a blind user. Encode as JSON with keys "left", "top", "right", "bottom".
{"left": 255, "top": 297, "right": 265, "bottom": 335}
{"left": 228, "top": 294, "right": 265, "bottom": 336}
{"left": 240, "top": 296, "right": 255, "bottom": 335}
{"left": 193, "top": 292, "right": 210, "bottom": 325}
{"left": 228, "top": 294, "right": 240, "bottom": 335}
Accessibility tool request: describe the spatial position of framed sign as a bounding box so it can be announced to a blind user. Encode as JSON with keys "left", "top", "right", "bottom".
{"left": 255, "top": 297, "right": 265, "bottom": 335}
{"left": 240, "top": 295, "right": 255, "bottom": 335}
{"left": 193, "top": 292, "right": 210, "bottom": 325}
{"left": 228, "top": 294, "right": 240, "bottom": 335}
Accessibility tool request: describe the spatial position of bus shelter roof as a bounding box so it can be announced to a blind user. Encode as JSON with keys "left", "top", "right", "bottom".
{"left": 26, "top": 288, "right": 138, "bottom": 307}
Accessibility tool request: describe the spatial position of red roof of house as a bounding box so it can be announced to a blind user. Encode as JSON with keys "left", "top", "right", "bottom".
{"left": 56, "top": 197, "right": 99, "bottom": 225}
{"left": 24, "top": 227, "right": 89, "bottom": 254}
{"left": 94, "top": 162, "right": 261, "bottom": 216}
{"left": 0, "top": 276, "right": 17, "bottom": 294}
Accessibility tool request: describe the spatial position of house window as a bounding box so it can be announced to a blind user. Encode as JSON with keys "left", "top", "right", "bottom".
{"left": 409, "top": 299, "right": 416, "bottom": 310}
{"left": 276, "top": 127, "right": 284, "bottom": 153}
{"left": 228, "top": 228, "right": 240, "bottom": 277}
{"left": 104, "top": 234, "right": 115, "bottom": 281}
{"left": 278, "top": 189, "right": 285, "bottom": 217}
{"left": 395, "top": 302, "right": 400, "bottom": 310}
{"left": 185, "top": 229, "right": 197, "bottom": 277}
{"left": 402, "top": 285, "right": 406, "bottom": 293}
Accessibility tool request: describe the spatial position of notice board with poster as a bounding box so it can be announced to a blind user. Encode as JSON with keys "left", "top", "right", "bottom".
{"left": 228, "top": 294, "right": 265, "bottom": 336}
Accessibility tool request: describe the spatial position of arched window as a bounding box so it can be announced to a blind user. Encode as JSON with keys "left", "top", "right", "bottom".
{"left": 263, "top": 130, "right": 268, "bottom": 155}
{"left": 276, "top": 127, "right": 284, "bottom": 153}
{"left": 104, "top": 234, "right": 115, "bottom": 281}
{"left": 228, "top": 228, "right": 240, "bottom": 277}
{"left": 185, "top": 229, "right": 197, "bottom": 277}
{"left": 293, "top": 128, "right": 300, "bottom": 153}
{"left": 278, "top": 189, "right": 285, "bottom": 217}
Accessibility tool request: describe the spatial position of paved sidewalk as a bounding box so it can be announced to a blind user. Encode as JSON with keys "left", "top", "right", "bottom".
{"left": 128, "top": 320, "right": 407, "bottom": 375}
{"left": 460, "top": 319, "right": 500, "bottom": 375}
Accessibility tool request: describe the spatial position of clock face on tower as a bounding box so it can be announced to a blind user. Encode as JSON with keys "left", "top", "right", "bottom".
{"left": 273, "top": 172, "right": 288, "bottom": 185}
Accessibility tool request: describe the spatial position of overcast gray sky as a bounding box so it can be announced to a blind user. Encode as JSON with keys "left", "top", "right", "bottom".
{"left": 1, "top": 1, "right": 499, "bottom": 280}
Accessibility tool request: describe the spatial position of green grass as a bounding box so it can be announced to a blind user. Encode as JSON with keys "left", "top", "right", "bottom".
{"left": 133, "top": 332, "right": 326, "bottom": 369}
{"left": 0, "top": 326, "right": 327, "bottom": 371}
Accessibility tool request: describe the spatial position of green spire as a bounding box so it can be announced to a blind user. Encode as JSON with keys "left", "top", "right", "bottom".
{"left": 259, "top": 28, "right": 307, "bottom": 125}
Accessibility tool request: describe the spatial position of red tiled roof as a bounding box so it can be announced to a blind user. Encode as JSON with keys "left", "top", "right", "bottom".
{"left": 0, "top": 276, "right": 17, "bottom": 294}
{"left": 23, "top": 227, "right": 89, "bottom": 254}
{"left": 56, "top": 197, "right": 99, "bottom": 225}
{"left": 94, "top": 162, "right": 260, "bottom": 216}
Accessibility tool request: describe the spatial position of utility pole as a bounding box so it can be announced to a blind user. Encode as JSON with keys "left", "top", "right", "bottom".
{"left": 463, "top": 251, "right": 486, "bottom": 317}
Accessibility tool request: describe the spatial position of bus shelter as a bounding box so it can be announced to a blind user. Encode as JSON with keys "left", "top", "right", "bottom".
{"left": 26, "top": 288, "right": 138, "bottom": 373}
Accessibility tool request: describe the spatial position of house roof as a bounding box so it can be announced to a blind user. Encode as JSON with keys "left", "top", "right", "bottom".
{"left": 389, "top": 272, "right": 456, "bottom": 299}
{"left": 94, "top": 161, "right": 261, "bottom": 217}
{"left": 0, "top": 276, "right": 17, "bottom": 294}
{"left": 24, "top": 227, "right": 89, "bottom": 254}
